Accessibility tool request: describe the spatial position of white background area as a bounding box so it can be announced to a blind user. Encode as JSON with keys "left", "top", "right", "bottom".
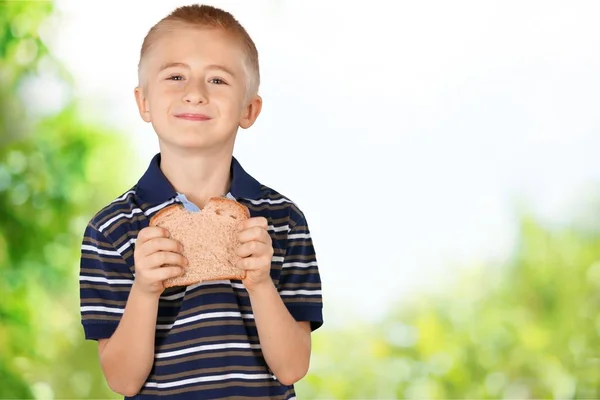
{"left": 47, "top": 0, "right": 600, "bottom": 325}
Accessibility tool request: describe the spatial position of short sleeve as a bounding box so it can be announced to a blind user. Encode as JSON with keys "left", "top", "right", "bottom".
{"left": 278, "top": 217, "right": 323, "bottom": 331}
{"left": 79, "top": 222, "right": 133, "bottom": 340}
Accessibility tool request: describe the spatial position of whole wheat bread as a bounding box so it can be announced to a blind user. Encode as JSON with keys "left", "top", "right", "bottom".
{"left": 149, "top": 197, "right": 250, "bottom": 287}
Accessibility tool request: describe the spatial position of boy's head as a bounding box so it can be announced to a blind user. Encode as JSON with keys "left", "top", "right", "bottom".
{"left": 134, "top": 4, "right": 262, "bottom": 153}
{"left": 138, "top": 5, "right": 260, "bottom": 97}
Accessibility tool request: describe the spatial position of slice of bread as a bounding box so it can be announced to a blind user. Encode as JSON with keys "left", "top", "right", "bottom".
{"left": 149, "top": 197, "right": 250, "bottom": 287}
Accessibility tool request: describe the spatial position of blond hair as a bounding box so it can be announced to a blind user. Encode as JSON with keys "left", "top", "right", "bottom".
{"left": 138, "top": 4, "right": 260, "bottom": 97}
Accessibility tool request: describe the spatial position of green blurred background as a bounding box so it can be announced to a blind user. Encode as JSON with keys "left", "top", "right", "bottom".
{"left": 2, "top": 2, "right": 599, "bottom": 399}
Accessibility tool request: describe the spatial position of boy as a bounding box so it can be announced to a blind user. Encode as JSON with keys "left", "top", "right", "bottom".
{"left": 78, "top": 4, "right": 323, "bottom": 399}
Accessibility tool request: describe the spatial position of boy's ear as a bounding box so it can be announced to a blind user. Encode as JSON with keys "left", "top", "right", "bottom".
{"left": 134, "top": 86, "right": 151, "bottom": 123}
{"left": 239, "top": 95, "right": 262, "bottom": 129}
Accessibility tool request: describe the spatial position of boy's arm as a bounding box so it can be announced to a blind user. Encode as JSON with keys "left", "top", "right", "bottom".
{"left": 80, "top": 223, "right": 185, "bottom": 396}
{"left": 246, "top": 281, "right": 313, "bottom": 385}
{"left": 97, "top": 283, "right": 160, "bottom": 396}
{"left": 237, "top": 216, "right": 323, "bottom": 385}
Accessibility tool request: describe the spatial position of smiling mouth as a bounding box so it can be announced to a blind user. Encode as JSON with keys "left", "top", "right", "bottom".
{"left": 175, "top": 113, "right": 212, "bottom": 121}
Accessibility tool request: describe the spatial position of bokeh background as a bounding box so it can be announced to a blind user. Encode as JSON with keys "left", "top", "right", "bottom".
{"left": 2, "top": 0, "right": 600, "bottom": 398}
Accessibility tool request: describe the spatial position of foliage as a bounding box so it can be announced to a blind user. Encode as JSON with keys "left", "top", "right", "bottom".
{"left": 1, "top": 2, "right": 129, "bottom": 398}
{"left": 296, "top": 216, "right": 600, "bottom": 399}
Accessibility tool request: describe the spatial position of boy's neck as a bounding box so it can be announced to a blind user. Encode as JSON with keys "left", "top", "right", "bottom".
{"left": 159, "top": 149, "right": 233, "bottom": 209}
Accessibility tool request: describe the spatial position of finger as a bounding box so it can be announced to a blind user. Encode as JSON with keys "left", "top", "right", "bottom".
{"left": 236, "top": 256, "right": 270, "bottom": 271}
{"left": 238, "top": 226, "right": 271, "bottom": 245}
{"left": 238, "top": 217, "right": 268, "bottom": 231}
{"left": 138, "top": 237, "right": 183, "bottom": 258}
{"left": 237, "top": 241, "right": 273, "bottom": 259}
{"left": 137, "top": 226, "right": 169, "bottom": 245}
{"left": 145, "top": 251, "right": 188, "bottom": 270}
{"left": 237, "top": 241, "right": 260, "bottom": 258}
{"left": 148, "top": 266, "right": 184, "bottom": 282}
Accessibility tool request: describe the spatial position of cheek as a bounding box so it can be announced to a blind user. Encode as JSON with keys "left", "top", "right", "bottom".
{"left": 149, "top": 89, "right": 176, "bottom": 110}
{"left": 221, "top": 90, "right": 247, "bottom": 113}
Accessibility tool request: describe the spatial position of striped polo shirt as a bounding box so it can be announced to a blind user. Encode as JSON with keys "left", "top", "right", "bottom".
{"left": 79, "top": 153, "right": 323, "bottom": 399}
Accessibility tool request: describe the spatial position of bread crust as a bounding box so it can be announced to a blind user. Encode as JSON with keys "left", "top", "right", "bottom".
{"left": 149, "top": 203, "right": 183, "bottom": 226}
{"left": 203, "top": 197, "right": 250, "bottom": 220}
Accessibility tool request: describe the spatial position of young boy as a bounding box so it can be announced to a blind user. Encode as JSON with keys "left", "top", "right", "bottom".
{"left": 78, "top": 4, "right": 323, "bottom": 399}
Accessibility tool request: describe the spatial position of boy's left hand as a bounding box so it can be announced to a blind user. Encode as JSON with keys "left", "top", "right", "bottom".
{"left": 236, "top": 217, "right": 274, "bottom": 292}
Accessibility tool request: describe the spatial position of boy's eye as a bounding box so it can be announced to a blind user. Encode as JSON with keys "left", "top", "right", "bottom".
{"left": 209, "top": 78, "right": 225, "bottom": 85}
{"left": 167, "top": 75, "right": 183, "bottom": 81}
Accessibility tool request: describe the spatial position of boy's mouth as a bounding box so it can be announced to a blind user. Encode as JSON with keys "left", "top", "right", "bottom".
{"left": 174, "top": 113, "right": 212, "bottom": 121}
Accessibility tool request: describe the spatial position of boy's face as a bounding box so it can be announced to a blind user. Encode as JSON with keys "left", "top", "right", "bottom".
{"left": 134, "top": 25, "right": 261, "bottom": 153}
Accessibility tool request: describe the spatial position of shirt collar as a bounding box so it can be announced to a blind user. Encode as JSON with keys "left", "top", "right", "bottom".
{"left": 136, "top": 153, "right": 263, "bottom": 204}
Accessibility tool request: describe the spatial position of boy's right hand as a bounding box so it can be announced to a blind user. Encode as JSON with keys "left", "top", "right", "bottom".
{"left": 133, "top": 226, "right": 187, "bottom": 296}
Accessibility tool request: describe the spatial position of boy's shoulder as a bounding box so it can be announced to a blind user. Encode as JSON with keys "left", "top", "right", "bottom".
{"left": 83, "top": 155, "right": 314, "bottom": 238}
{"left": 85, "top": 186, "right": 140, "bottom": 232}
{"left": 245, "top": 183, "right": 310, "bottom": 230}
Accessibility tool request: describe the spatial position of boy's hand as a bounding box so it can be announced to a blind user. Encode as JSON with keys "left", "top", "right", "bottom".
{"left": 133, "top": 226, "right": 187, "bottom": 297}
{"left": 236, "top": 217, "right": 274, "bottom": 292}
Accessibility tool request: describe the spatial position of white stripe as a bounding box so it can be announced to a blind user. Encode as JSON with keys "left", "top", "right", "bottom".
{"left": 81, "top": 244, "right": 120, "bottom": 256}
{"left": 156, "top": 311, "right": 254, "bottom": 330}
{"left": 79, "top": 276, "right": 133, "bottom": 285}
{"left": 116, "top": 238, "right": 136, "bottom": 255}
{"left": 156, "top": 342, "right": 261, "bottom": 359}
{"left": 268, "top": 224, "right": 290, "bottom": 233}
{"left": 288, "top": 233, "right": 311, "bottom": 240}
{"left": 230, "top": 282, "right": 246, "bottom": 290}
{"left": 279, "top": 289, "right": 322, "bottom": 296}
{"left": 80, "top": 306, "right": 124, "bottom": 314}
{"left": 247, "top": 198, "right": 291, "bottom": 205}
{"left": 186, "top": 282, "right": 204, "bottom": 290}
{"left": 160, "top": 280, "right": 239, "bottom": 301}
{"left": 145, "top": 198, "right": 177, "bottom": 216}
{"left": 144, "top": 373, "right": 272, "bottom": 389}
{"left": 272, "top": 256, "right": 284, "bottom": 263}
{"left": 283, "top": 261, "right": 318, "bottom": 269}
{"left": 98, "top": 208, "right": 143, "bottom": 232}
{"left": 198, "top": 280, "right": 230, "bottom": 287}
{"left": 112, "top": 190, "right": 135, "bottom": 203}
{"left": 99, "top": 197, "right": 175, "bottom": 233}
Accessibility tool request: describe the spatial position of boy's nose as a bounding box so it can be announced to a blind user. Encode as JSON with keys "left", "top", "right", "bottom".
{"left": 183, "top": 86, "right": 208, "bottom": 104}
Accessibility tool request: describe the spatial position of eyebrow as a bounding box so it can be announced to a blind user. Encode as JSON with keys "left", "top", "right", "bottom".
{"left": 159, "top": 62, "right": 189, "bottom": 72}
{"left": 159, "top": 62, "right": 236, "bottom": 77}
{"left": 205, "top": 64, "right": 236, "bottom": 78}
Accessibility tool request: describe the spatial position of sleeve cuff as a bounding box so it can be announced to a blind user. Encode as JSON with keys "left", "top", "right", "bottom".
{"left": 286, "top": 305, "right": 323, "bottom": 331}
{"left": 82, "top": 322, "right": 119, "bottom": 340}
